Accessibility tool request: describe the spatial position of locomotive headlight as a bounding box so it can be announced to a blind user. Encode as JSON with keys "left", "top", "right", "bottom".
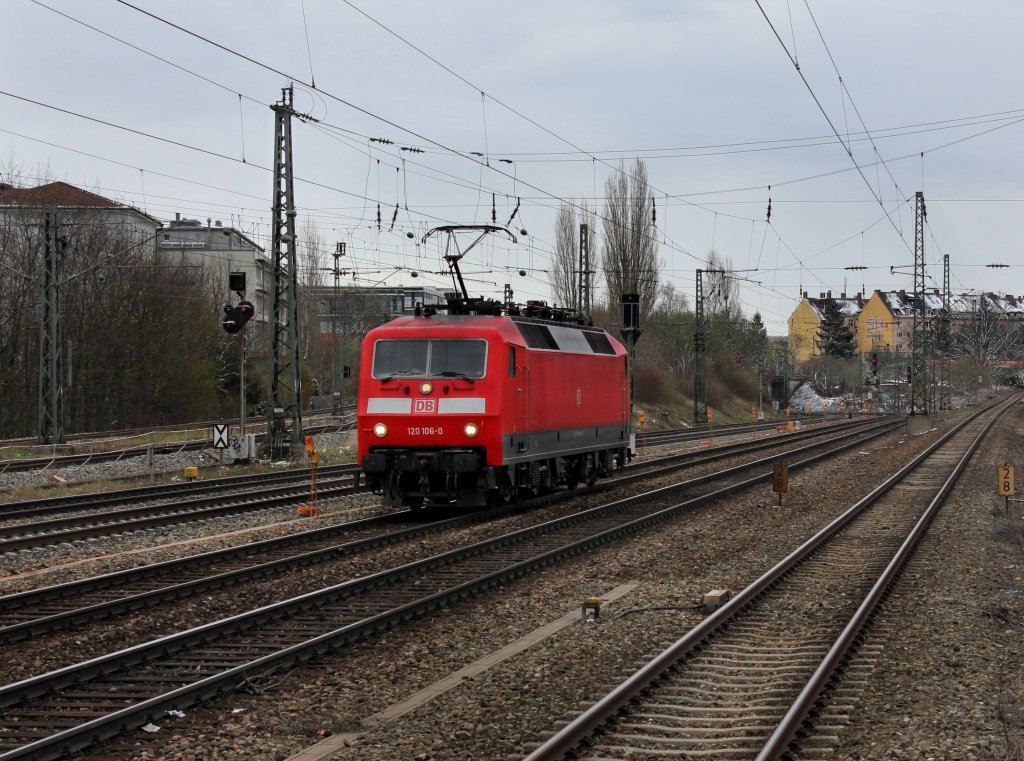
{"left": 419, "top": 382, "right": 433, "bottom": 395}
{"left": 373, "top": 422, "right": 388, "bottom": 438}
{"left": 464, "top": 422, "right": 479, "bottom": 437}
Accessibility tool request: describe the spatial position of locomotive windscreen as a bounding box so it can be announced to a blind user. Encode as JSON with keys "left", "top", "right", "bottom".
{"left": 372, "top": 339, "right": 487, "bottom": 379}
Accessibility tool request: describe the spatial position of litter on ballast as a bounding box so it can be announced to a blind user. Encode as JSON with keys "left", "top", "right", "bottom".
{"left": 141, "top": 723, "right": 160, "bottom": 733}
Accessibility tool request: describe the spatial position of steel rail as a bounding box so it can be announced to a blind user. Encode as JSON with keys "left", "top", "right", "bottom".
{"left": 0, "top": 418, "right": 881, "bottom": 554}
{"left": 522, "top": 396, "right": 1013, "bottom": 761}
{"left": 0, "top": 418, "right": 891, "bottom": 643}
{"left": 755, "top": 397, "right": 1013, "bottom": 759}
{"left": 0, "top": 464, "right": 358, "bottom": 516}
{"left": 0, "top": 476, "right": 360, "bottom": 554}
{"left": 0, "top": 420, "right": 899, "bottom": 759}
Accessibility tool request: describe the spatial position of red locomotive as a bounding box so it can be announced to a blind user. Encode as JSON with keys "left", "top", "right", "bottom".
{"left": 358, "top": 310, "right": 632, "bottom": 507}
{"left": 358, "top": 226, "right": 632, "bottom": 508}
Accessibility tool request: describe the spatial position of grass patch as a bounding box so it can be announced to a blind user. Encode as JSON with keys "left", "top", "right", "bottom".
{"left": 993, "top": 515, "right": 1024, "bottom": 549}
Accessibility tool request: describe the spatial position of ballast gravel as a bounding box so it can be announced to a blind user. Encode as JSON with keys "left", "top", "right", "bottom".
{"left": 9, "top": 412, "right": 1022, "bottom": 760}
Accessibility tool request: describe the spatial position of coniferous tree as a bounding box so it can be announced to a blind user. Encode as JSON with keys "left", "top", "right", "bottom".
{"left": 816, "top": 299, "right": 857, "bottom": 358}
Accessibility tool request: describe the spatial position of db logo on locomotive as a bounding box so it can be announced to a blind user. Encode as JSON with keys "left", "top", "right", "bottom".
{"left": 413, "top": 399, "right": 438, "bottom": 414}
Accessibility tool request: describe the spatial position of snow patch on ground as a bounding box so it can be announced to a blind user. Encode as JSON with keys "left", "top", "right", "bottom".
{"left": 788, "top": 383, "right": 846, "bottom": 412}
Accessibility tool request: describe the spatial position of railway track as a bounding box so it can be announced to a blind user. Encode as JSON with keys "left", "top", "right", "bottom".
{"left": 0, "top": 414, "right": 901, "bottom": 759}
{"left": 0, "top": 417, "right": 896, "bottom": 645}
{"left": 0, "top": 413, "right": 827, "bottom": 478}
{"left": 0, "top": 463, "right": 360, "bottom": 518}
{"left": 522, "top": 397, "right": 1016, "bottom": 761}
{"left": 0, "top": 470, "right": 362, "bottom": 555}
{"left": 0, "top": 416, "right": 867, "bottom": 556}
{"left": 0, "top": 408, "right": 360, "bottom": 451}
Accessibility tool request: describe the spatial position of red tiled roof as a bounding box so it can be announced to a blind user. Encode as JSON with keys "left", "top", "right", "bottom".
{"left": 0, "top": 181, "right": 127, "bottom": 209}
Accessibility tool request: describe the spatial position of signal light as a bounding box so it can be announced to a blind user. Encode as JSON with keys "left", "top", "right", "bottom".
{"left": 871, "top": 353, "right": 878, "bottom": 375}
{"left": 906, "top": 366, "right": 912, "bottom": 382}
{"left": 222, "top": 300, "right": 255, "bottom": 334}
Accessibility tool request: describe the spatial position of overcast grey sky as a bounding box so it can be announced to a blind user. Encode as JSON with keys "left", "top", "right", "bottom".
{"left": 3, "top": 0, "right": 1022, "bottom": 333}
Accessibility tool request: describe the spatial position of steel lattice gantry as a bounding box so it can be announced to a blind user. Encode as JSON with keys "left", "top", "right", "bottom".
{"left": 37, "top": 205, "right": 65, "bottom": 444}
{"left": 267, "top": 87, "right": 304, "bottom": 456}
{"left": 693, "top": 269, "right": 707, "bottom": 425}
{"left": 940, "top": 253, "right": 952, "bottom": 410}
{"left": 910, "top": 191, "right": 929, "bottom": 418}
{"left": 578, "top": 223, "right": 591, "bottom": 321}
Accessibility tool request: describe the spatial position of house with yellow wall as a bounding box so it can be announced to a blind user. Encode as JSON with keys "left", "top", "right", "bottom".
{"left": 857, "top": 289, "right": 955, "bottom": 359}
{"left": 856, "top": 290, "right": 908, "bottom": 359}
{"left": 787, "top": 290, "right": 865, "bottom": 363}
{"left": 790, "top": 287, "right": 1024, "bottom": 367}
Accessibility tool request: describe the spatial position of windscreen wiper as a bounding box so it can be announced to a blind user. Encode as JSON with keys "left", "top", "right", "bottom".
{"left": 381, "top": 370, "right": 420, "bottom": 381}
{"left": 438, "top": 371, "right": 476, "bottom": 383}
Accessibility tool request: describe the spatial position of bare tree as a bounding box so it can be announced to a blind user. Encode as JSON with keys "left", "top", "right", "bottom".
{"left": 297, "top": 217, "right": 329, "bottom": 394}
{"left": 703, "top": 250, "right": 740, "bottom": 320}
{"left": 602, "top": 159, "right": 659, "bottom": 323}
{"left": 951, "top": 293, "right": 1013, "bottom": 370}
{"left": 551, "top": 200, "right": 596, "bottom": 311}
{"left": 0, "top": 171, "right": 223, "bottom": 435}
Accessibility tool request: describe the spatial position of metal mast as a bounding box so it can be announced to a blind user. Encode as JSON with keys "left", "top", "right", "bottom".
{"left": 37, "top": 205, "right": 64, "bottom": 444}
{"left": 578, "top": 222, "right": 591, "bottom": 321}
{"left": 940, "top": 253, "right": 951, "bottom": 410}
{"left": 267, "top": 86, "right": 304, "bottom": 456}
{"left": 694, "top": 269, "right": 707, "bottom": 425}
{"left": 331, "top": 241, "right": 346, "bottom": 414}
{"left": 909, "top": 191, "right": 929, "bottom": 420}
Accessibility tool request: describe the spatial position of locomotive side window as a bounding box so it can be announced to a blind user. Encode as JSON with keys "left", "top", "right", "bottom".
{"left": 372, "top": 340, "right": 428, "bottom": 378}
{"left": 371, "top": 339, "right": 486, "bottom": 379}
{"left": 428, "top": 339, "right": 486, "bottom": 379}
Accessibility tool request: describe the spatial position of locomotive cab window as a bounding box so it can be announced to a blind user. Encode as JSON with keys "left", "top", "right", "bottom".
{"left": 372, "top": 340, "right": 428, "bottom": 378}
{"left": 372, "top": 339, "right": 487, "bottom": 379}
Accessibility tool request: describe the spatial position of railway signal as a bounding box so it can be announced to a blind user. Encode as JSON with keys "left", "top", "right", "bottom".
{"left": 222, "top": 301, "right": 255, "bottom": 334}
{"left": 906, "top": 366, "right": 912, "bottom": 382}
{"left": 871, "top": 353, "right": 878, "bottom": 375}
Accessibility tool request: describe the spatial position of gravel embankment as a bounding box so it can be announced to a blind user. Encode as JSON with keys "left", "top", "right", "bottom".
{"left": 52, "top": 410, "right": 1020, "bottom": 761}
{"left": 831, "top": 403, "right": 1024, "bottom": 761}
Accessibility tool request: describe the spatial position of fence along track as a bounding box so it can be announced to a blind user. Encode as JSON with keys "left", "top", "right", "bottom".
{"left": 523, "top": 396, "right": 1016, "bottom": 761}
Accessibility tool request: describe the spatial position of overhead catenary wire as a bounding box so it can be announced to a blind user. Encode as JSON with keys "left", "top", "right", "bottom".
{"left": 24, "top": 0, "right": 1015, "bottom": 309}
{"left": 13, "top": 2, "right": 1015, "bottom": 332}
{"left": 754, "top": 0, "right": 913, "bottom": 252}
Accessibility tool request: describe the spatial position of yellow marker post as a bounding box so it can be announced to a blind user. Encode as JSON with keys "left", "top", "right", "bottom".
{"left": 998, "top": 463, "right": 1015, "bottom": 514}
{"left": 298, "top": 435, "right": 320, "bottom": 517}
{"left": 772, "top": 462, "right": 789, "bottom": 507}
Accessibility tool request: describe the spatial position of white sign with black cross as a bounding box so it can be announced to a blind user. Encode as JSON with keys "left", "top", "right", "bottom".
{"left": 213, "top": 423, "right": 230, "bottom": 449}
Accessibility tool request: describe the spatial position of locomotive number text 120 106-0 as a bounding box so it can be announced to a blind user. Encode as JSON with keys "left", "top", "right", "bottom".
{"left": 407, "top": 427, "right": 443, "bottom": 436}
